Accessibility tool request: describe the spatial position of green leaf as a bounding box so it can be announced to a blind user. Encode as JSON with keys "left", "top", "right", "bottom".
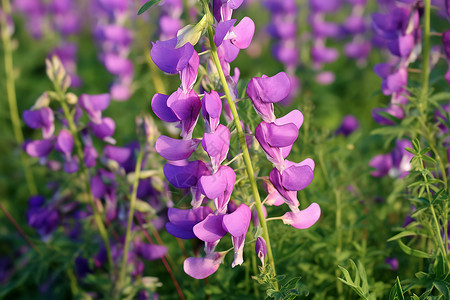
{"left": 137, "top": 0, "right": 161, "bottom": 15}
{"left": 388, "top": 231, "right": 418, "bottom": 242}
{"left": 433, "top": 281, "right": 450, "bottom": 299}
{"left": 430, "top": 92, "right": 450, "bottom": 102}
{"left": 397, "top": 240, "right": 434, "bottom": 259}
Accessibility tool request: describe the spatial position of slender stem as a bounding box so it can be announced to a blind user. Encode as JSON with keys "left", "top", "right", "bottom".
{"left": 1, "top": 0, "right": 37, "bottom": 195}
{"left": 420, "top": 0, "right": 431, "bottom": 102}
{"left": 118, "top": 150, "right": 144, "bottom": 293}
{"left": 335, "top": 190, "right": 344, "bottom": 298}
{"left": 0, "top": 201, "right": 41, "bottom": 254}
{"left": 58, "top": 98, "right": 114, "bottom": 271}
{"left": 419, "top": 157, "right": 449, "bottom": 268}
{"left": 207, "top": 25, "right": 278, "bottom": 284}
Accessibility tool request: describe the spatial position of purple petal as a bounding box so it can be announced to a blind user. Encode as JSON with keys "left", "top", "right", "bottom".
{"left": 26, "top": 139, "right": 53, "bottom": 157}
{"left": 136, "top": 243, "right": 168, "bottom": 261}
{"left": 202, "top": 125, "right": 230, "bottom": 170}
{"left": 151, "top": 93, "right": 179, "bottom": 123}
{"left": 255, "top": 237, "right": 267, "bottom": 265}
{"left": 273, "top": 110, "right": 304, "bottom": 129}
{"left": 166, "top": 206, "right": 213, "bottom": 239}
{"left": 90, "top": 117, "right": 115, "bottom": 140}
{"left": 281, "top": 165, "right": 314, "bottom": 191}
{"left": 193, "top": 214, "right": 227, "bottom": 242}
{"left": 231, "top": 17, "right": 255, "bottom": 49}
{"left": 248, "top": 72, "right": 291, "bottom": 104}
{"left": 104, "top": 145, "right": 132, "bottom": 163}
{"left": 55, "top": 129, "right": 73, "bottom": 155}
{"left": 183, "top": 252, "right": 224, "bottom": 279}
{"left": 214, "top": 19, "right": 236, "bottom": 47}
{"left": 282, "top": 203, "right": 321, "bottom": 229}
{"left": 222, "top": 204, "right": 251, "bottom": 237}
{"left": 155, "top": 136, "right": 200, "bottom": 161}
{"left": 164, "top": 160, "right": 209, "bottom": 189}
{"left": 79, "top": 94, "right": 111, "bottom": 124}
{"left": 369, "top": 154, "right": 393, "bottom": 177}
{"left": 150, "top": 38, "right": 195, "bottom": 74}
{"left": 104, "top": 53, "right": 133, "bottom": 77}
{"left": 202, "top": 90, "right": 223, "bottom": 133}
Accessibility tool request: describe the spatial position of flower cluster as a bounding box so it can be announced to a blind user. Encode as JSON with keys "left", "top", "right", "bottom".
{"left": 341, "top": 0, "right": 371, "bottom": 65}
{"left": 371, "top": 0, "right": 421, "bottom": 125}
{"left": 309, "top": 0, "right": 341, "bottom": 85}
{"left": 369, "top": 139, "right": 413, "bottom": 179}
{"left": 150, "top": 0, "right": 257, "bottom": 279}
{"left": 13, "top": 0, "right": 83, "bottom": 88}
{"left": 263, "top": 0, "right": 300, "bottom": 104}
{"left": 249, "top": 72, "right": 321, "bottom": 228}
{"left": 91, "top": 0, "right": 135, "bottom": 101}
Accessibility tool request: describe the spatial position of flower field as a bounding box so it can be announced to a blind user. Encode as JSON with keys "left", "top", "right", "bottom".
{"left": 1, "top": 0, "right": 450, "bottom": 299}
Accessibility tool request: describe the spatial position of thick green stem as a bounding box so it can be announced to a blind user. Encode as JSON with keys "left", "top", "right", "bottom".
{"left": 118, "top": 149, "right": 144, "bottom": 294}
{"left": 206, "top": 26, "right": 278, "bottom": 284}
{"left": 58, "top": 98, "right": 114, "bottom": 272}
{"left": 1, "top": 0, "right": 37, "bottom": 195}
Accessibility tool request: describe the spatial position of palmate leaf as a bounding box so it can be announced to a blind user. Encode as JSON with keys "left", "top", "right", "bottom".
{"left": 137, "top": 0, "right": 162, "bottom": 15}
{"left": 338, "top": 259, "right": 375, "bottom": 300}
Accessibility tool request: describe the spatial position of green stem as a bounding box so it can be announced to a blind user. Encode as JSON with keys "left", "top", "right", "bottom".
{"left": 419, "top": 157, "right": 449, "bottom": 269}
{"left": 420, "top": 0, "right": 431, "bottom": 103}
{"left": 335, "top": 190, "right": 344, "bottom": 298}
{"left": 1, "top": 0, "right": 37, "bottom": 195}
{"left": 58, "top": 97, "right": 114, "bottom": 272}
{"left": 207, "top": 25, "right": 278, "bottom": 285}
{"left": 118, "top": 149, "right": 144, "bottom": 294}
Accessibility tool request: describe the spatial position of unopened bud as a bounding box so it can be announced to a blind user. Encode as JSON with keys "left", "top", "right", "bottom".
{"left": 175, "top": 15, "right": 208, "bottom": 48}
{"left": 66, "top": 93, "right": 78, "bottom": 105}
{"left": 32, "top": 92, "right": 51, "bottom": 109}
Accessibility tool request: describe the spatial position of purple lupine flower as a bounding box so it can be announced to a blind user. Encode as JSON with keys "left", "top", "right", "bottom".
{"left": 281, "top": 202, "right": 321, "bottom": 229}
{"left": 163, "top": 160, "right": 209, "bottom": 189}
{"left": 155, "top": 136, "right": 201, "bottom": 161}
{"left": 152, "top": 89, "right": 201, "bottom": 139}
{"left": 79, "top": 93, "right": 111, "bottom": 124}
{"left": 247, "top": 72, "right": 291, "bottom": 122}
{"left": 269, "top": 160, "right": 315, "bottom": 211}
{"left": 165, "top": 206, "right": 213, "bottom": 239}
{"left": 25, "top": 138, "right": 54, "bottom": 158}
{"left": 27, "top": 195, "right": 60, "bottom": 238}
{"left": 443, "top": 29, "right": 450, "bottom": 85}
{"left": 369, "top": 139, "right": 413, "bottom": 178}
{"left": 23, "top": 107, "right": 55, "bottom": 139}
{"left": 202, "top": 90, "right": 223, "bottom": 133}
{"left": 255, "top": 237, "right": 267, "bottom": 266}
{"left": 183, "top": 251, "right": 225, "bottom": 279}
{"left": 385, "top": 257, "right": 399, "bottom": 271}
{"left": 135, "top": 241, "right": 168, "bottom": 261}
{"left": 336, "top": 115, "right": 360, "bottom": 136}
{"left": 92, "top": 1, "right": 134, "bottom": 101}
{"left": 202, "top": 124, "right": 231, "bottom": 172}
{"left": 222, "top": 204, "right": 251, "bottom": 267}
{"left": 371, "top": 1, "right": 422, "bottom": 124}
{"left": 199, "top": 165, "right": 236, "bottom": 214}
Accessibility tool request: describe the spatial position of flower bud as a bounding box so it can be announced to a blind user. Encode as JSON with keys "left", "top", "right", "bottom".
{"left": 175, "top": 15, "right": 208, "bottom": 48}
{"left": 66, "top": 93, "right": 78, "bottom": 105}
{"left": 32, "top": 92, "right": 51, "bottom": 109}
{"left": 255, "top": 237, "right": 267, "bottom": 266}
